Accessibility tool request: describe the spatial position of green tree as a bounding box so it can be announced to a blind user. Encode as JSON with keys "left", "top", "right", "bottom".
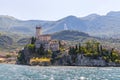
{"left": 44, "top": 49, "right": 52, "bottom": 58}
{"left": 27, "top": 44, "right": 35, "bottom": 53}
{"left": 59, "top": 41, "right": 62, "bottom": 48}
{"left": 37, "top": 44, "right": 45, "bottom": 55}
{"left": 17, "top": 51, "right": 27, "bottom": 64}
{"left": 85, "top": 41, "right": 91, "bottom": 51}
{"left": 31, "top": 37, "right": 36, "bottom": 44}
{"left": 78, "top": 43, "right": 81, "bottom": 53}
{"left": 99, "top": 45, "right": 103, "bottom": 56}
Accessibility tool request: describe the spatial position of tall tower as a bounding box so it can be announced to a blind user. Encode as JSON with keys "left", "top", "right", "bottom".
{"left": 36, "top": 26, "right": 42, "bottom": 39}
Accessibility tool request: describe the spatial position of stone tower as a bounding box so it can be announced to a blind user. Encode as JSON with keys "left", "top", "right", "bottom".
{"left": 36, "top": 26, "right": 42, "bottom": 39}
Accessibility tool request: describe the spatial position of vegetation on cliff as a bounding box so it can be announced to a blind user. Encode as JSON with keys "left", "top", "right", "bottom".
{"left": 17, "top": 36, "right": 120, "bottom": 66}
{"left": 17, "top": 37, "right": 53, "bottom": 65}
{"left": 68, "top": 40, "right": 120, "bottom": 64}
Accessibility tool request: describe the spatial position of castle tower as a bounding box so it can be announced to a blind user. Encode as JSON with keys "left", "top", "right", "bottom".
{"left": 36, "top": 26, "right": 42, "bottom": 39}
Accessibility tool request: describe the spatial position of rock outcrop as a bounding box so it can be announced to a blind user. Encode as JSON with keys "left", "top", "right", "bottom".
{"left": 75, "top": 54, "right": 106, "bottom": 66}
{"left": 17, "top": 48, "right": 118, "bottom": 66}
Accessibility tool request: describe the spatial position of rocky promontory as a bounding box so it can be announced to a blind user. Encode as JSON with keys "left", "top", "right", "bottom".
{"left": 16, "top": 38, "right": 120, "bottom": 67}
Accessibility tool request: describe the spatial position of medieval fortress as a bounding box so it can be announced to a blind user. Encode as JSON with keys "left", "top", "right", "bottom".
{"left": 35, "top": 26, "right": 59, "bottom": 51}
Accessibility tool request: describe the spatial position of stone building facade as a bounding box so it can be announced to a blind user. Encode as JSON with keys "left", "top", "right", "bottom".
{"left": 35, "top": 26, "right": 59, "bottom": 51}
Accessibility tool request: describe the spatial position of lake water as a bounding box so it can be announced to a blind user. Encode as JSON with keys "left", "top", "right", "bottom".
{"left": 0, "top": 64, "right": 120, "bottom": 80}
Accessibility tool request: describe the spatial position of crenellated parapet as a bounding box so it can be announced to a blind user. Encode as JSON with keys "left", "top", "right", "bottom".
{"left": 35, "top": 26, "right": 59, "bottom": 51}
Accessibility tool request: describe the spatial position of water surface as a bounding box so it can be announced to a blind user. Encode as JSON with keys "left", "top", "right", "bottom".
{"left": 0, "top": 64, "right": 120, "bottom": 80}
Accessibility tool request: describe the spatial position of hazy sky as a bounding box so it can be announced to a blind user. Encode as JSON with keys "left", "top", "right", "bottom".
{"left": 0, "top": 0, "right": 120, "bottom": 20}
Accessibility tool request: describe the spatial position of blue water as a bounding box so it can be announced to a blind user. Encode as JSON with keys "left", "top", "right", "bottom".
{"left": 0, "top": 64, "right": 120, "bottom": 80}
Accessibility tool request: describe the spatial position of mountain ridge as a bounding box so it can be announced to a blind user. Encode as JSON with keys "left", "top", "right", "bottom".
{"left": 0, "top": 11, "right": 120, "bottom": 38}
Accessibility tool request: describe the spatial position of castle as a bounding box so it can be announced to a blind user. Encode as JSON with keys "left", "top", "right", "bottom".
{"left": 35, "top": 26, "right": 59, "bottom": 51}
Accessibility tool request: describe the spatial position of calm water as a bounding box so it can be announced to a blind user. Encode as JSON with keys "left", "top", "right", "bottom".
{"left": 0, "top": 64, "right": 120, "bottom": 80}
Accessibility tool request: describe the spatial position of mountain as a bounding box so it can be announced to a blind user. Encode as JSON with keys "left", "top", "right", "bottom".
{"left": 0, "top": 15, "right": 87, "bottom": 35}
{"left": 51, "top": 30, "right": 90, "bottom": 41}
{"left": 0, "top": 15, "right": 53, "bottom": 35}
{"left": 17, "top": 38, "right": 30, "bottom": 45}
{"left": 107, "top": 11, "right": 120, "bottom": 18}
{"left": 82, "top": 11, "right": 120, "bottom": 37}
{"left": 17, "top": 30, "right": 90, "bottom": 45}
{"left": 0, "top": 35, "right": 13, "bottom": 47}
{"left": 0, "top": 11, "right": 120, "bottom": 38}
{"left": 81, "top": 14, "right": 100, "bottom": 21}
{"left": 47, "top": 16, "right": 88, "bottom": 33}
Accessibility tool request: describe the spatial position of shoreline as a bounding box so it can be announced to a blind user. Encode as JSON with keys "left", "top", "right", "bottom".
{"left": 1, "top": 58, "right": 119, "bottom": 67}
{"left": 0, "top": 63, "right": 120, "bottom": 68}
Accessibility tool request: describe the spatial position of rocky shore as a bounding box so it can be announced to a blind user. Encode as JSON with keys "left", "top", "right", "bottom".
{"left": 16, "top": 37, "right": 120, "bottom": 67}
{"left": 16, "top": 47, "right": 120, "bottom": 67}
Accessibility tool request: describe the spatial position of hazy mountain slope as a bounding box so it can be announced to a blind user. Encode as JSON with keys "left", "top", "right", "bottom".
{"left": 81, "top": 14, "right": 100, "bottom": 21}
{"left": 82, "top": 11, "right": 120, "bottom": 37}
{"left": 0, "top": 15, "right": 87, "bottom": 34}
{"left": 0, "top": 35, "right": 13, "bottom": 47}
{"left": 0, "top": 15, "right": 53, "bottom": 34}
{"left": 46, "top": 16, "right": 87, "bottom": 33}
{"left": 0, "top": 11, "right": 120, "bottom": 38}
{"left": 51, "top": 30, "right": 90, "bottom": 41}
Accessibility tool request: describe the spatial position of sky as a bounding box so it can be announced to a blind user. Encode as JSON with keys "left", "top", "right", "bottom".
{"left": 0, "top": 0, "right": 120, "bottom": 20}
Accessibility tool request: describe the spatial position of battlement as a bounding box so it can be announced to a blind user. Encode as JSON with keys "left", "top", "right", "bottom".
{"left": 36, "top": 26, "right": 41, "bottom": 29}
{"left": 35, "top": 26, "right": 59, "bottom": 51}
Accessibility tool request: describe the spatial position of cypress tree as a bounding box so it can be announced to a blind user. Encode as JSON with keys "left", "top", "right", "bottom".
{"left": 37, "top": 44, "right": 45, "bottom": 55}
{"left": 59, "top": 41, "right": 62, "bottom": 48}
{"left": 75, "top": 44, "right": 78, "bottom": 54}
{"left": 78, "top": 43, "right": 81, "bottom": 54}
{"left": 75, "top": 44, "right": 78, "bottom": 50}
{"left": 31, "top": 37, "right": 36, "bottom": 44}
{"left": 69, "top": 47, "right": 71, "bottom": 53}
{"left": 99, "top": 45, "right": 103, "bottom": 56}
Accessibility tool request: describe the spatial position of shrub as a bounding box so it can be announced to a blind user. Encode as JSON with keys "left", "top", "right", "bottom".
{"left": 6, "top": 54, "right": 12, "bottom": 58}
{"left": 27, "top": 44, "right": 35, "bottom": 52}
